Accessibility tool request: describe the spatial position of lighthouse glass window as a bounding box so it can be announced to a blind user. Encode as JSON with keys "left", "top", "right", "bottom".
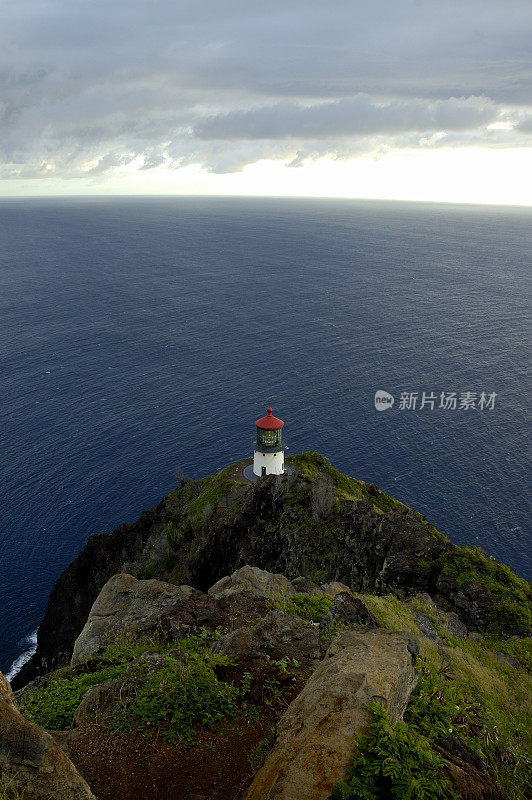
{"left": 258, "top": 429, "right": 281, "bottom": 448}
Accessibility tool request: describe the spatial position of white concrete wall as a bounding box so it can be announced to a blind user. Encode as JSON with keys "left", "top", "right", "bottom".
{"left": 253, "top": 449, "right": 285, "bottom": 476}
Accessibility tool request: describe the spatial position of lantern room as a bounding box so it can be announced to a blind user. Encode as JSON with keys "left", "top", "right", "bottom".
{"left": 253, "top": 406, "right": 286, "bottom": 477}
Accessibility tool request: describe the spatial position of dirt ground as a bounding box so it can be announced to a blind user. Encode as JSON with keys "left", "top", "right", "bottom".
{"left": 62, "top": 662, "right": 305, "bottom": 800}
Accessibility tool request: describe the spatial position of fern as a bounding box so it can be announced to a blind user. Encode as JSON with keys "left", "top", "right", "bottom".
{"left": 332, "top": 702, "right": 458, "bottom": 800}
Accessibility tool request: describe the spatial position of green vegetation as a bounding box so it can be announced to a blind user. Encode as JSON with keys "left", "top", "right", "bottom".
{"left": 269, "top": 592, "right": 333, "bottom": 621}
{"left": 19, "top": 631, "right": 240, "bottom": 743}
{"left": 186, "top": 465, "right": 244, "bottom": 529}
{"left": 438, "top": 546, "right": 532, "bottom": 633}
{"left": 358, "top": 590, "right": 532, "bottom": 798}
{"left": 128, "top": 650, "right": 240, "bottom": 744}
{"left": 361, "top": 594, "right": 420, "bottom": 634}
{"left": 102, "top": 630, "right": 175, "bottom": 663}
{"left": 335, "top": 643, "right": 531, "bottom": 799}
{"left": 249, "top": 732, "right": 275, "bottom": 772}
{"left": 288, "top": 452, "right": 410, "bottom": 515}
{"left": 19, "top": 663, "right": 128, "bottom": 730}
{"left": 17, "top": 630, "right": 306, "bottom": 748}
{"left": 164, "top": 463, "right": 249, "bottom": 565}
{"left": 333, "top": 701, "right": 457, "bottom": 800}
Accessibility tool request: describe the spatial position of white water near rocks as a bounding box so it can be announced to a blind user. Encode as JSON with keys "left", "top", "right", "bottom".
{"left": 6, "top": 631, "right": 38, "bottom": 682}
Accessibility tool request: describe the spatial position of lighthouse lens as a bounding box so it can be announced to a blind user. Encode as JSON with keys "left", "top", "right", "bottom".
{"left": 257, "top": 429, "right": 281, "bottom": 448}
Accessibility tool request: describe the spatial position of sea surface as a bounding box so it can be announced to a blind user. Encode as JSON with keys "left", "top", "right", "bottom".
{"left": 1, "top": 197, "right": 530, "bottom": 676}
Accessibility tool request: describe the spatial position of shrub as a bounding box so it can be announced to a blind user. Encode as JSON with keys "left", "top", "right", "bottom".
{"left": 19, "top": 664, "right": 127, "bottom": 730}
{"left": 333, "top": 702, "right": 458, "bottom": 800}
{"left": 130, "top": 651, "right": 240, "bottom": 744}
{"left": 438, "top": 547, "right": 532, "bottom": 633}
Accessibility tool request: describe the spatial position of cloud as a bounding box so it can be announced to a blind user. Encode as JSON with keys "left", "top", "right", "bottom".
{"left": 0, "top": 0, "right": 531, "bottom": 181}
{"left": 194, "top": 95, "right": 499, "bottom": 140}
{"left": 516, "top": 116, "right": 532, "bottom": 133}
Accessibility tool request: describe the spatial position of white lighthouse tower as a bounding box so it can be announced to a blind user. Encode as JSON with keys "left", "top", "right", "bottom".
{"left": 253, "top": 407, "right": 286, "bottom": 477}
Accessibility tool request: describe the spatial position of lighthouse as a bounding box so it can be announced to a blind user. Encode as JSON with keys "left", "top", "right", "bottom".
{"left": 253, "top": 407, "right": 286, "bottom": 477}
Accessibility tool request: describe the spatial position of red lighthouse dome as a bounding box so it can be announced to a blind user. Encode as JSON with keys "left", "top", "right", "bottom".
{"left": 254, "top": 406, "right": 285, "bottom": 430}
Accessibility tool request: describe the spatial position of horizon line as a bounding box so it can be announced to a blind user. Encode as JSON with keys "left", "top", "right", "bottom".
{"left": 0, "top": 193, "right": 531, "bottom": 210}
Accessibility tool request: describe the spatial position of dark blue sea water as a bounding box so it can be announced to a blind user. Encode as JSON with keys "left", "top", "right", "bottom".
{"left": 1, "top": 197, "right": 530, "bottom": 676}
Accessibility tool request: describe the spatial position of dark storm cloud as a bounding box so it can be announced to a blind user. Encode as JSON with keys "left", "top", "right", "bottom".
{"left": 1, "top": 0, "right": 531, "bottom": 178}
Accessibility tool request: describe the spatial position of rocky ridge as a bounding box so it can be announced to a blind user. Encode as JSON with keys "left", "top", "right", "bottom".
{"left": 4, "top": 453, "right": 531, "bottom": 799}
{"left": 12, "top": 453, "right": 531, "bottom": 690}
{"left": 4, "top": 564, "right": 526, "bottom": 799}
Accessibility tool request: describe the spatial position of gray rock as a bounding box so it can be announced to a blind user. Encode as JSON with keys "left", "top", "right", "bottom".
{"left": 208, "top": 565, "right": 293, "bottom": 600}
{"left": 289, "top": 576, "right": 321, "bottom": 595}
{"left": 213, "top": 610, "right": 320, "bottom": 666}
{"left": 73, "top": 678, "right": 126, "bottom": 727}
{"left": 415, "top": 592, "right": 437, "bottom": 608}
{"left": 414, "top": 611, "right": 442, "bottom": 643}
{"left": 493, "top": 651, "right": 519, "bottom": 670}
{"left": 70, "top": 573, "right": 199, "bottom": 665}
{"left": 320, "top": 592, "right": 378, "bottom": 631}
{"left": 0, "top": 671, "right": 95, "bottom": 800}
{"left": 244, "top": 629, "right": 419, "bottom": 800}
{"left": 444, "top": 611, "right": 468, "bottom": 639}
{"left": 318, "top": 581, "right": 352, "bottom": 598}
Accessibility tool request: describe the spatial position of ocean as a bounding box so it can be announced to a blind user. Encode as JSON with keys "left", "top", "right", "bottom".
{"left": 1, "top": 196, "right": 530, "bottom": 676}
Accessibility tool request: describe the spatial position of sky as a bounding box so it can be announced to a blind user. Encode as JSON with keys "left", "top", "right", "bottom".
{"left": 1, "top": 0, "right": 532, "bottom": 203}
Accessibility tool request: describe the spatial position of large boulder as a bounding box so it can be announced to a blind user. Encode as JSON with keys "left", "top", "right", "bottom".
{"left": 208, "top": 565, "right": 293, "bottom": 600}
{"left": 71, "top": 573, "right": 195, "bottom": 665}
{"left": 213, "top": 610, "right": 321, "bottom": 666}
{"left": 244, "top": 629, "right": 419, "bottom": 800}
{"left": 0, "top": 671, "right": 95, "bottom": 800}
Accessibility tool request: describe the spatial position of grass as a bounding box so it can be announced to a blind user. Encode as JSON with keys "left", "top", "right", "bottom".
{"left": 0, "top": 783, "right": 25, "bottom": 800}
{"left": 269, "top": 592, "right": 333, "bottom": 622}
{"left": 288, "top": 452, "right": 412, "bottom": 515}
{"left": 360, "top": 594, "right": 420, "bottom": 634}
{"left": 357, "top": 590, "right": 532, "bottom": 798}
{"left": 437, "top": 546, "right": 532, "bottom": 633}
{"left": 248, "top": 732, "right": 275, "bottom": 772}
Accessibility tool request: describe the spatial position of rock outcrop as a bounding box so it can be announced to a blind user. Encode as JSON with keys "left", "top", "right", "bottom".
{"left": 0, "top": 671, "right": 95, "bottom": 800}
{"left": 14, "top": 454, "right": 530, "bottom": 687}
{"left": 208, "top": 565, "right": 293, "bottom": 600}
{"left": 5, "top": 559, "right": 521, "bottom": 800}
{"left": 213, "top": 610, "right": 321, "bottom": 666}
{"left": 319, "top": 590, "right": 378, "bottom": 632}
{"left": 71, "top": 572, "right": 270, "bottom": 666}
{"left": 71, "top": 573, "right": 194, "bottom": 665}
{"left": 244, "top": 629, "right": 419, "bottom": 800}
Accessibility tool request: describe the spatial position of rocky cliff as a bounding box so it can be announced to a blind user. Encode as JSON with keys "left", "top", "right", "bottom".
{"left": 5, "top": 564, "right": 530, "bottom": 799}
{"left": 13, "top": 452, "right": 530, "bottom": 690}
{"left": 4, "top": 452, "right": 530, "bottom": 800}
